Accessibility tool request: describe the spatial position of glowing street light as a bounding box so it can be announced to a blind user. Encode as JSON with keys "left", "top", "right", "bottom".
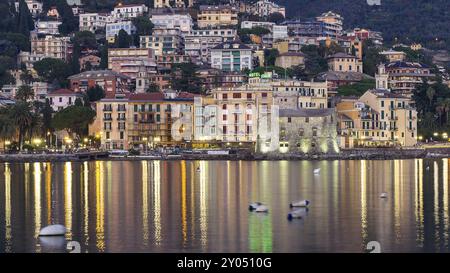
{"left": 433, "top": 132, "right": 439, "bottom": 137}
{"left": 33, "top": 138, "right": 42, "bottom": 145}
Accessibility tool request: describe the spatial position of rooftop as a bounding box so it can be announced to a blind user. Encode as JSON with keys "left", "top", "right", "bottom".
{"left": 212, "top": 41, "right": 251, "bottom": 50}
{"left": 47, "top": 89, "right": 83, "bottom": 96}
{"left": 386, "top": 61, "right": 430, "bottom": 69}
{"left": 328, "top": 52, "right": 358, "bottom": 59}
{"left": 68, "top": 70, "right": 131, "bottom": 80}
{"left": 279, "top": 108, "right": 335, "bottom": 117}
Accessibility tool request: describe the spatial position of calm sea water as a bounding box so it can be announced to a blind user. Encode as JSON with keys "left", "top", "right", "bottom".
{"left": 0, "top": 159, "right": 449, "bottom": 253}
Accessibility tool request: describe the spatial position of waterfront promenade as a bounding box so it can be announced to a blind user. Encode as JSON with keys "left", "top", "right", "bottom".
{"left": 0, "top": 145, "right": 449, "bottom": 163}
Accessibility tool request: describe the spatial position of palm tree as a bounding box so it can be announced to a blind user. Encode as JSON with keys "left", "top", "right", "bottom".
{"left": 0, "top": 108, "right": 15, "bottom": 151}
{"left": 426, "top": 87, "right": 435, "bottom": 107}
{"left": 15, "top": 85, "right": 34, "bottom": 102}
{"left": 9, "top": 102, "right": 33, "bottom": 150}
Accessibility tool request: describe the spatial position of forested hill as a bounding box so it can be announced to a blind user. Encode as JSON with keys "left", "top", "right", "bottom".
{"left": 276, "top": 0, "right": 450, "bottom": 49}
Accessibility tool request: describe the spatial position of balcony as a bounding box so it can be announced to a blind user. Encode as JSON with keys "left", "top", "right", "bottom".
{"left": 103, "top": 107, "right": 112, "bottom": 112}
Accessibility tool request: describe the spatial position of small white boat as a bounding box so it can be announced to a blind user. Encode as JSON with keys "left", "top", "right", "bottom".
{"left": 313, "top": 168, "right": 320, "bottom": 175}
{"left": 255, "top": 205, "right": 269, "bottom": 213}
{"left": 380, "top": 192, "right": 388, "bottom": 199}
{"left": 249, "top": 202, "right": 263, "bottom": 211}
{"left": 39, "top": 225, "right": 67, "bottom": 236}
{"left": 290, "top": 200, "right": 310, "bottom": 208}
{"left": 426, "top": 166, "right": 430, "bottom": 171}
{"left": 287, "top": 208, "right": 308, "bottom": 220}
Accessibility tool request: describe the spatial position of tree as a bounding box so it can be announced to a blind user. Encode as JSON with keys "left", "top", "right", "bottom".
{"left": 15, "top": 85, "right": 34, "bottom": 101}
{"left": 336, "top": 79, "right": 376, "bottom": 96}
{"left": 146, "top": 83, "right": 160, "bottom": 93}
{"left": 267, "top": 12, "right": 285, "bottom": 24}
{"left": 33, "top": 58, "right": 72, "bottom": 86}
{"left": 41, "top": 99, "right": 53, "bottom": 135}
{"left": 0, "top": 107, "right": 15, "bottom": 150}
{"left": 170, "top": 63, "right": 203, "bottom": 94}
{"left": 73, "top": 31, "right": 98, "bottom": 50}
{"left": 426, "top": 86, "right": 435, "bottom": 107}
{"left": 362, "top": 40, "right": 387, "bottom": 76}
{"left": 56, "top": 0, "right": 78, "bottom": 35}
{"left": 115, "top": 29, "right": 132, "bottom": 48}
{"left": 52, "top": 106, "right": 96, "bottom": 139}
{"left": 8, "top": 101, "right": 34, "bottom": 150}
{"left": 264, "top": 48, "right": 279, "bottom": 66}
{"left": 133, "top": 16, "right": 154, "bottom": 46}
{"left": 99, "top": 44, "right": 109, "bottom": 69}
{"left": 17, "top": 0, "right": 35, "bottom": 37}
{"left": 86, "top": 85, "right": 105, "bottom": 102}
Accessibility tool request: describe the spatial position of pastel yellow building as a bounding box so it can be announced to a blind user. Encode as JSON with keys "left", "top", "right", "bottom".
{"left": 197, "top": 5, "right": 238, "bottom": 28}
{"left": 337, "top": 89, "right": 417, "bottom": 148}
{"left": 90, "top": 92, "right": 195, "bottom": 151}
{"left": 193, "top": 83, "right": 273, "bottom": 148}
{"left": 327, "top": 52, "right": 363, "bottom": 73}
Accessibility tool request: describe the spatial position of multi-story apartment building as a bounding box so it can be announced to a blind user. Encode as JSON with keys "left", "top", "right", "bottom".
{"left": 139, "top": 28, "right": 184, "bottom": 56}
{"left": 91, "top": 92, "right": 195, "bottom": 150}
{"left": 150, "top": 12, "right": 193, "bottom": 34}
{"left": 252, "top": 0, "right": 285, "bottom": 17}
{"left": 184, "top": 29, "right": 237, "bottom": 64}
{"left": 241, "top": 21, "right": 288, "bottom": 42}
{"left": 327, "top": 52, "right": 363, "bottom": 73}
{"left": 197, "top": 5, "right": 238, "bottom": 29}
{"left": 46, "top": 89, "right": 83, "bottom": 111}
{"left": 111, "top": 3, "right": 148, "bottom": 19}
{"left": 210, "top": 41, "right": 253, "bottom": 72}
{"left": 108, "top": 48, "right": 156, "bottom": 69}
{"left": 156, "top": 54, "right": 190, "bottom": 69}
{"left": 316, "top": 11, "right": 343, "bottom": 38}
{"left": 375, "top": 62, "right": 435, "bottom": 97}
{"left": 193, "top": 83, "right": 273, "bottom": 147}
{"left": 106, "top": 21, "right": 136, "bottom": 43}
{"left": 30, "top": 33, "right": 71, "bottom": 60}
{"left": 108, "top": 48, "right": 156, "bottom": 80}
{"left": 270, "top": 79, "right": 328, "bottom": 110}
{"left": 379, "top": 49, "right": 406, "bottom": 62}
{"left": 79, "top": 13, "right": 108, "bottom": 32}
{"left": 68, "top": 70, "right": 131, "bottom": 95}
{"left": 336, "top": 89, "right": 418, "bottom": 148}
{"left": 35, "top": 20, "right": 62, "bottom": 35}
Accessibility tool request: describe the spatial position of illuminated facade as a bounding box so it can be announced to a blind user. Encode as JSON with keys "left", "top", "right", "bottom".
{"left": 337, "top": 89, "right": 418, "bottom": 148}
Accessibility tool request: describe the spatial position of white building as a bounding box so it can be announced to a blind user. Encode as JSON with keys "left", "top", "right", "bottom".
{"left": 211, "top": 41, "right": 253, "bottom": 72}
{"left": 111, "top": 3, "right": 148, "bottom": 19}
{"left": 184, "top": 29, "right": 237, "bottom": 65}
{"left": 253, "top": 0, "right": 285, "bottom": 17}
{"left": 106, "top": 21, "right": 136, "bottom": 43}
{"left": 150, "top": 13, "right": 193, "bottom": 34}
{"left": 35, "top": 20, "right": 62, "bottom": 35}
{"left": 79, "top": 13, "right": 108, "bottom": 32}
{"left": 17, "top": 51, "right": 45, "bottom": 70}
{"left": 154, "top": 0, "right": 192, "bottom": 8}
{"left": 15, "top": 0, "right": 43, "bottom": 17}
{"left": 46, "top": 89, "right": 83, "bottom": 111}
{"left": 241, "top": 21, "right": 287, "bottom": 41}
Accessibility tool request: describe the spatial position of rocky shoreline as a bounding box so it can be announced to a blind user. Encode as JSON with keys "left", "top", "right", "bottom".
{"left": 0, "top": 147, "right": 449, "bottom": 163}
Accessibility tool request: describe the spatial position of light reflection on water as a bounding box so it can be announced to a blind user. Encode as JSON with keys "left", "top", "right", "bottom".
{"left": 0, "top": 159, "right": 449, "bottom": 253}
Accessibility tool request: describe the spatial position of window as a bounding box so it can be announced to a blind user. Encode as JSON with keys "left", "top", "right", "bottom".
{"left": 222, "top": 94, "right": 228, "bottom": 100}
{"left": 262, "top": 93, "right": 267, "bottom": 98}
{"left": 223, "top": 114, "right": 227, "bottom": 121}
{"left": 233, "top": 93, "right": 241, "bottom": 98}
{"left": 312, "top": 128, "right": 317, "bottom": 137}
{"left": 156, "top": 114, "right": 160, "bottom": 122}
{"left": 223, "top": 126, "right": 227, "bottom": 134}
{"left": 305, "top": 117, "right": 309, "bottom": 123}
{"left": 222, "top": 104, "right": 227, "bottom": 110}
{"left": 288, "top": 117, "right": 292, "bottom": 123}
{"left": 120, "top": 131, "right": 124, "bottom": 140}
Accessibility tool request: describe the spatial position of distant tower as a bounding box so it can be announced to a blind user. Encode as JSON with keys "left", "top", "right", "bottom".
{"left": 375, "top": 63, "right": 389, "bottom": 90}
{"left": 136, "top": 63, "right": 149, "bottom": 93}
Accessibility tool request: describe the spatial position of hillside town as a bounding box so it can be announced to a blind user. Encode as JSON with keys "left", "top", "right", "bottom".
{"left": 0, "top": 0, "right": 449, "bottom": 157}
